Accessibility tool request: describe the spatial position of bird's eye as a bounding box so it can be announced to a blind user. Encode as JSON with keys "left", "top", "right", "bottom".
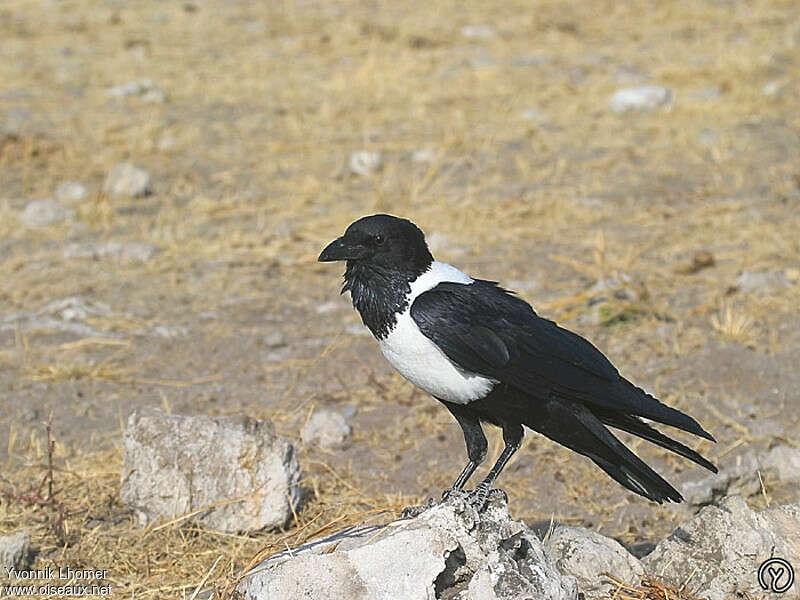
{"left": 374, "top": 234, "right": 385, "bottom": 246}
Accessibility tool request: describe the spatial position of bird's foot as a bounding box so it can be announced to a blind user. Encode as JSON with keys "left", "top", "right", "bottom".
{"left": 467, "top": 484, "right": 507, "bottom": 511}
{"left": 401, "top": 497, "right": 437, "bottom": 519}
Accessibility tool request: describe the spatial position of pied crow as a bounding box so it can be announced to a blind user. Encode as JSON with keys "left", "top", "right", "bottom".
{"left": 319, "top": 214, "right": 717, "bottom": 509}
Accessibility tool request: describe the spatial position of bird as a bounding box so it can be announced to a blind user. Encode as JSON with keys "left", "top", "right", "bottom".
{"left": 318, "top": 214, "right": 717, "bottom": 510}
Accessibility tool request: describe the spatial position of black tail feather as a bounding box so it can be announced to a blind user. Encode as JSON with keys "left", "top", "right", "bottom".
{"left": 618, "top": 380, "right": 715, "bottom": 442}
{"left": 597, "top": 411, "right": 718, "bottom": 473}
{"left": 528, "top": 400, "right": 685, "bottom": 503}
{"left": 589, "top": 456, "right": 683, "bottom": 503}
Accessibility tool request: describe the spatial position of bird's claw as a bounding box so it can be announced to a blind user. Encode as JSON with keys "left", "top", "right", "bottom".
{"left": 466, "top": 483, "right": 491, "bottom": 509}
{"left": 401, "top": 496, "right": 437, "bottom": 518}
{"left": 466, "top": 485, "right": 507, "bottom": 511}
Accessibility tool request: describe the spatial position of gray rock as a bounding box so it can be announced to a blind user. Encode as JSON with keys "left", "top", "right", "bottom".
{"left": 760, "top": 445, "right": 800, "bottom": 482}
{"left": 682, "top": 452, "right": 762, "bottom": 508}
{"left": 20, "top": 198, "right": 75, "bottom": 228}
{"left": 609, "top": 86, "right": 673, "bottom": 113}
{"left": 63, "top": 242, "right": 157, "bottom": 263}
{"left": 460, "top": 24, "right": 497, "bottom": 39}
{"left": 301, "top": 409, "right": 351, "bottom": 449}
{"left": 106, "top": 78, "right": 167, "bottom": 103}
{"left": 121, "top": 409, "right": 302, "bottom": 533}
{"left": 55, "top": 181, "right": 88, "bottom": 204}
{"left": 643, "top": 497, "right": 800, "bottom": 600}
{"left": 263, "top": 331, "right": 287, "bottom": 348}
{"left": 545, "top": 525, "right": 645, "bottom": 599}
{"left": 411, "top": 148, "right": 438, "bottom": 163}
{"left": 40, "top": 296, "right": 112, "bottom": 321}
{"left": 0, "top": 531, "right": 31, "bottom": 571}
{"left": 103, "top": 162, "right": 151, "bottom": 198}
{"left": 735, "top": 270, "right": 790, "bottom": 295}
{"left": 348, "top": 151, "right": 383, "bottom": 176}
{"left": 239, "top": 494, "right": 578, "bottom": 600}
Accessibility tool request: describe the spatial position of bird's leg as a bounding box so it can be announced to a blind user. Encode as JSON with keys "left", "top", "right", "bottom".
{"left": 442, "top": 403, "right": 487, "bottom": 501}
{"left": 468, "top": 423, "right": 523, "bottom": 509}
{"left": 402, "top": 404, "right": 486, "bottom": 518}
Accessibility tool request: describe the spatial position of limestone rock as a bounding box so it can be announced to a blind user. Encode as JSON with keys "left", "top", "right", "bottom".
{"left": 0, "top": 531, "right": 31, "bottom": 571}
{"left": 348, "top": 151, "right": 382, "bottom": 176}
{"left": 609, "top": 86, "right": 673, "bottom": 113}
{"left": 20, "top": 199, "right": 74, "bottom": 228}
{"left": 681, "top": 451, "right": 761, "bottom": 508}
{"left": 121, "top": 409, "right": 302, "bottom": 533}
{"left": 103, "top": 162, "right": 151, "bottom": 198}
{"left": 643, "top": 496, "right": 800, "bottom": 600}
{"left": 545, "top": 525, "right": 645, "bottom": 599}
{"left": 761, "top": 445, "right": 800, "bottom": 482}
{"left": 55, "top": 181, "right": 88, "bottom": 204}
{"left": 301, "top": 409, "right": 351, "bottom": 449}
{"left": 239, "top": 494, "right": 578, "bottom": 600}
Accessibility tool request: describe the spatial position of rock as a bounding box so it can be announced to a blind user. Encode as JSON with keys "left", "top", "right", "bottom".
{"left": 763, "top": 80, "right": 785, "bottom": 96}
{"left": 63, "top": 242, "right": 157, "bottom": 262}
{"left": 20, "top": 198, "right": 75, "bottom": 228}
{"left": 106, "top": 78, "right": 167, "bottom": 103}
{"left": 238, "top": 494, "right": 578, "bottom": 600}
{"left": 0, "top": 531, "right": 31, "bottom": 571}
{"left": 301, "top": 409, "right": 351, "bottom": 449}
{"left": 121, "top": 409, "right": 302, "bottom": 533}
{"left": 609, "top": 86, "right": 673, "bottom": 113}
{"left": 545, "top": 525, "right": 645, "bottom": 600}
{"left": 460, "top": 24, "right": 497, "bottom": 39}
{"left": 735, "top": 270, "right": 790, "bottom": 296}
{"left": 643, "top": 497, "right": 800, "bottom": 600}
{"left": 411, "top": 148, "right": 438, "bottom": 163}
{"left": 103, "top": 162, "right": 151, "bottom": 198}
{"left": 39, "top": 296, "right": 112, "bottom": 321}
{"left": 682, "top": 452, "right": 761, "bottom": 508}
{"left": 348, "top": 151, "right": 383, "bottom": 176}
{"left": 263, "top": 331, "right": 287, "bottom": 348}
{"left": 760, "top": 445, "right": 800, "bottom": 482}
{"left": 55, "top": 181, "right": 88, "bottom": 204}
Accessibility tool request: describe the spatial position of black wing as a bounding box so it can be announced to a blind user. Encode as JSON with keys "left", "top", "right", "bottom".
{"left": 410, "top": 279, "right": 713, "bottom": 440}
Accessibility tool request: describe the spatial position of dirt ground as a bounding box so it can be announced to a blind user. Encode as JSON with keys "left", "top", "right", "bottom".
{"left": 1, "top": 0, "right": 799, "bottom": 597}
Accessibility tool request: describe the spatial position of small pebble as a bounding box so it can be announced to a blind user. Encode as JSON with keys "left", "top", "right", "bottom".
{"left": 609, "top": 86, "right": 673, "bottom": 114}
{"left": 348, "top": 151, "right": 382, "bottom": 176}
{"left": 103, "top": 162, "right": 151, "bottom": 198}
{"left": 302, "top": 410, "right": 351, "bottom": 449}
{"left": 20, "top": 199, "right": 74, "bottom": 228}
{"left": 55, "top": 181, "right": 88, "bottom": 204}
{"left": 460, "top": 24, "right": 496, "bottom": 39}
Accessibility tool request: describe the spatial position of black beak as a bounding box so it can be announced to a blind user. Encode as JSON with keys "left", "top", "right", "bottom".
{"left": 318, "top": 236, "right": 367, "bottom": 262}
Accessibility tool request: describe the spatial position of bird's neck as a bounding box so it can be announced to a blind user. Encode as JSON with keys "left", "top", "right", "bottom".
{"left": 343, "top": 261, "right": 429, "bottom": 340}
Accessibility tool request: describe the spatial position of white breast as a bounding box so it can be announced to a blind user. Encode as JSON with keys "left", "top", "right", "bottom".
{"left": 377, "top": 262, "right": 496, "bottom": 404}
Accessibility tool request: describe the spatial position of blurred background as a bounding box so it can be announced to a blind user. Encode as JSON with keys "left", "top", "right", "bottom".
{"left": 1, "top": 0, "right": 799, "bottom": 596}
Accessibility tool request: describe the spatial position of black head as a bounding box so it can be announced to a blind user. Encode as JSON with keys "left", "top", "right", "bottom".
{"left": 318, "top": 215, "right": 434, "bottom": 338}
{"left": 318, "top": 214, "right": 433, "bottom": 274}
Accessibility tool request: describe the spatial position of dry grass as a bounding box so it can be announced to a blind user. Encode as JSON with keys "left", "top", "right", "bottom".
{"left": 1, "top": 422, "right": 412, "bottom": 599}
{"left": 606, "top": 574, "right": 711, "bottom": 600}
